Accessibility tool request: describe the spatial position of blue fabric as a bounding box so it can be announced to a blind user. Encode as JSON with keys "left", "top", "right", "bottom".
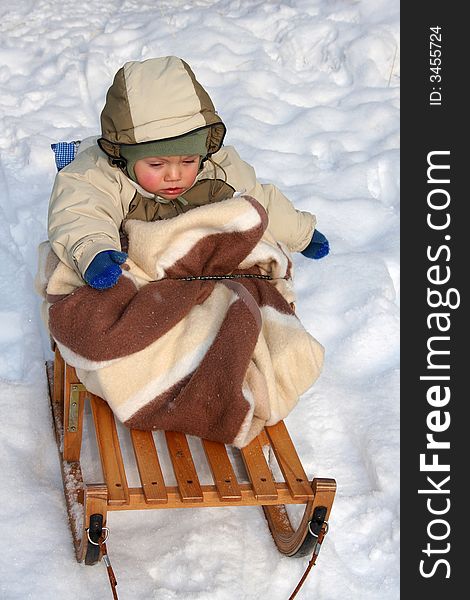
{"left": 51, "top": 141, "right": 80, "bottom": 171}
{"left": 84, "top": 250, "right": 128, "bottom": 289}
{"left": 301, "top": 229, "right": 330, "bottom": 260}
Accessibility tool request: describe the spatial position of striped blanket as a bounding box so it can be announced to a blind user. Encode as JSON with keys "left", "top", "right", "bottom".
{"left": 38, "top": 196, "right": 324, "bottom": 447}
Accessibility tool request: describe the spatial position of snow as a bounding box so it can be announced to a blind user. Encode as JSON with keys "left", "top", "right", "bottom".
{"left": 0, "top": 1, "right": 399, "bottom": 598}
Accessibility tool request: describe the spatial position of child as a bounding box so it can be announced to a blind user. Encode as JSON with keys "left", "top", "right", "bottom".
{"left": 43, "top": 56, "right": 329, "bottom": 445}
{"left": 48, "top": 56, "right": 329, "bottom": 289}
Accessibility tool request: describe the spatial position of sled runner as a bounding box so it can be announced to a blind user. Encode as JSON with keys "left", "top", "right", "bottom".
{"left": 46, "top": 347, "right": 335, "bottom": 570}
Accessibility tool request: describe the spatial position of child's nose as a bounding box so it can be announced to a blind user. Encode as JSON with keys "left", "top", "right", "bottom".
{"left": 165, "top": 166, "right": 182, "bottom": 181}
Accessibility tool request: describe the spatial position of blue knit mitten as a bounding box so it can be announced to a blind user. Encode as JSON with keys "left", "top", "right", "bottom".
{"left": 301, "top": 229, "right": 330, "bottom": 260}
{"left": 83, "top": 250, "right": 128, "bottom": 289}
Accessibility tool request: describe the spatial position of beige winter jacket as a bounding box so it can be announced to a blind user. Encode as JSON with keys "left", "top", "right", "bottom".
{"left": 48, "top": 57, "right": 315, "bottom": 277}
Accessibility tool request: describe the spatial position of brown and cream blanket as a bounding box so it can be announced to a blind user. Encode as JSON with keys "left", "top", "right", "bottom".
{"left": 37, "top": 196, "right": 324, "bottom": 447}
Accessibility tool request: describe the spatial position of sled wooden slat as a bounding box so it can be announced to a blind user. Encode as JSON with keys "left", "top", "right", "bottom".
{"left": 130, "top": 429, "right": 168, "bottom": 504}
{"left": 53, "top": 347, "right": 65, "bottom": 408}
{"left": 266, "top": 421, "right": 314, "bottom": 499}
{"left": 241, "top": 435, "right": 278, "bottom": 501}
{"left": 202, "top": 439, "right": 242, "bottom": 501}
{"left": 90, "top": 394, "right": 129, "bottom": 506}
{"left": 257, "top": 428, "right": 270, "bottom": 447}
{"left": 63, "top": 363, "right": 85, "bottom": 462}
{"left": 165, "top": 431, "right": 203, "bottom": 502}
{"left": 87, "top": 482, "right": 315, "bottom": 510}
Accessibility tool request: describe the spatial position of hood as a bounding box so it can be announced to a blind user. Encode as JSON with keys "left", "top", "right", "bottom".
{"left": 98, "top": 56, "right": 226, "bottom": 162}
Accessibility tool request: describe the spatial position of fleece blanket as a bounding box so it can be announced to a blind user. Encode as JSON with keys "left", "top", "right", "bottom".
{"left": 37, "top": 196, "right": 324, "bottom": 448}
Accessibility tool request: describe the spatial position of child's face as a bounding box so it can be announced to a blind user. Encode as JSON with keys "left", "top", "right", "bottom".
{"left": 134, "top": 155, "right": 200, "bottom": 199}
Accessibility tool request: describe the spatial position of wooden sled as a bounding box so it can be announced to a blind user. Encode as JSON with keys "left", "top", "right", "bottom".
{"left": 46, "top": 347, "right": 336, "bottom": 569}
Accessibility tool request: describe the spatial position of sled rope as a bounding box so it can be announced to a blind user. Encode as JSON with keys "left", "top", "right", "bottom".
{"left": 98, "top": 536, "right": 119, "bottom": 600}
{"left": 147, "top": 273, "right": 274, "bottom": 283}
{"left": 174, "top": 273, "right": 273, "bottom": 281}
{"left": 287, "top": 521, "right": 329, "bottom": 600}
{"left": 87, "top": 527, "right": 119, "bottom": 599}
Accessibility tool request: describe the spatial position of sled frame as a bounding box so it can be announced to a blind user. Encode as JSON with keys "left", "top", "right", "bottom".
{"left": 47, "top": 348, "right": 336, "bottom": 564}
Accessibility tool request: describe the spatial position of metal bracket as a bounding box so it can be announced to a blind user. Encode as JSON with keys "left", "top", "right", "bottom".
{"left": 68, "top": 383, "right": 86, "bottom": 432}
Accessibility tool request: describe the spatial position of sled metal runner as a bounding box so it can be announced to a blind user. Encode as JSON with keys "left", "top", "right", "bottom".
{"left": 47, "top": 348, "right": 336, "bottom": 565}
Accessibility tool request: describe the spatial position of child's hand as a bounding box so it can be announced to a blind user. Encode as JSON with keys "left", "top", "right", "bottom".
{"left": 301, "top": 229, "right": 330, "bottom": 260}
{"left": 83, "top": 250, "right": 128, "bottom": 289}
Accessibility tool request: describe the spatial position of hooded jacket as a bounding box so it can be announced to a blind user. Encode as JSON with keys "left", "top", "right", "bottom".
{"left": 48, "top": 57, "right": 316, "bottom": 277}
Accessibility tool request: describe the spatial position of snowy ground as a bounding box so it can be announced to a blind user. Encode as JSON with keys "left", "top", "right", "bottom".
{"left": 0, "top": 1, "right": 399, "bottom": 598}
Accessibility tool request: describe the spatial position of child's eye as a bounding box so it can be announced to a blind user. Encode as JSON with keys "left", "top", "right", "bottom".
{"left": 183, "top": 159, "right": 197, "bottom": 164}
